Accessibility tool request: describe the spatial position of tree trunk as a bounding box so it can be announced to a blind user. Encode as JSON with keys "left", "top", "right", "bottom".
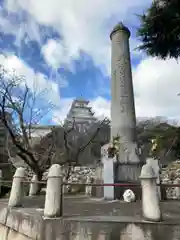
{"left": 65, "top": 164, "right": 72, "bottom": 193}
{"left": 36, "top": 171, "right": 43, "bottom": 194}
{"left": 65, "top": 165, "right": 71, "bottom": 181}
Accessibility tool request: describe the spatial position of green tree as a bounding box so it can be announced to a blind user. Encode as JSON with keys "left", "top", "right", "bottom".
{"left": 137, "top": 0, "right": 180, "bottom": 59}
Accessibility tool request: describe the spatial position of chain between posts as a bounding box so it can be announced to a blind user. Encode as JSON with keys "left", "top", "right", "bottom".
{"left": 1, "top": 180, "right": 180, "bottom": 188}
{"left": 0, "top": 180, "right": 47, "bottom": 184}
{"left": 1, "top": 180, "right": 180, "bottom": 217}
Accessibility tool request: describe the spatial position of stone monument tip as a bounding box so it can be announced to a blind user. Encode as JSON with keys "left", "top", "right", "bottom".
{"left": 110, "top": 22, "right": 130, "bottom": 40}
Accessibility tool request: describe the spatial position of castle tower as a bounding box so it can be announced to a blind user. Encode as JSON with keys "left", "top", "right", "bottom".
{"left": 64, "top": 99, "right": 97, "bottom": 132}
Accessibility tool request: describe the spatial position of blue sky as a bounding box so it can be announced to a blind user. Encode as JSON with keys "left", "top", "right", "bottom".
{"left": 0, "top": 0, "right": 180, "bottom": 125}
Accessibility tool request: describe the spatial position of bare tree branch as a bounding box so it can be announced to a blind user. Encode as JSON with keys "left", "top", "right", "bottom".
{"left": 0, "top": 65, "right": 110, "bottom": 183}
{"left": 0, "top": 66, "right": 55, "bottom": 181}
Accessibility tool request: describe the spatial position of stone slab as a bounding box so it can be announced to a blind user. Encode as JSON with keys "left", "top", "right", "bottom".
{"left": 0, "top": 224, "right": 9, "bottom": 240}
{"left": 8, "top": 229, "right": 31, "bottom": 240}
{"left": 64, "top": 221, "right": 180, "bottom": 240}
{"left": 0, "top": 195, "right": 180, "bottom": 239}
{"left": 65, "top": 215, "right": 180, "bottom": 225}
{"left": 5, "top": 208, "right": 42, "bottom": 240}
{"left": 0, "top": 207, "right": 9, "bottom": 224}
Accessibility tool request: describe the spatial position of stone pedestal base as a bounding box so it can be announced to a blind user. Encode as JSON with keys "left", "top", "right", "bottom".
{"left": 91, "top": 164, "right": 104, "bottom": 198}
{"left": 115, "top": 164, "right": 142, "bottom": 181}
{"left": 114, "top": 163, "right": 142, "bottom": 200}
{"left": 91, "top": 178, "right": 104, "bottom": 198}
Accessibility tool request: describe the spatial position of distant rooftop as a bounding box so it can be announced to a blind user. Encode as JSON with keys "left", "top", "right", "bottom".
{"left": 73, "top": 98, "right": 89, "bottom": 104}
{"left": 28, "top": 99, "right": 97, "bottom": 133}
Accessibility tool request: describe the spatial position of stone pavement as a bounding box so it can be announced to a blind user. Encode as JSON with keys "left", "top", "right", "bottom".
{"left": 1, "top": 195, "right": 180, "bottom": 239}
{"left": 0, "top": 194, "right": 180, "bottom": 222}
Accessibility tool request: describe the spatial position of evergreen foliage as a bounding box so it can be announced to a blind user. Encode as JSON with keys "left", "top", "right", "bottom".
{"left": 137, "top": 0, "right": 180, "bottom": 59}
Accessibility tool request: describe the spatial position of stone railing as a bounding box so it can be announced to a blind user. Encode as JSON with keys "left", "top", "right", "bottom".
{"left": 0, "top": 163, "right": 166, "bottom": 221}
{"left": 0, "top": 165, "right": 63, "bottom": 218}
{"left": 24, "top": 165, "right": 96, "bottom": 194}
{"left": 0, "top": 162, "right": 180, "bottom": 222}
{"left": 1, "top": 162, "right": 180, "bottom": 239}
{"left": 0, "top": 164, "right": 97, "bottom": 218}
{"left": 161, "top": 160, "right": 180, "bottom": 199}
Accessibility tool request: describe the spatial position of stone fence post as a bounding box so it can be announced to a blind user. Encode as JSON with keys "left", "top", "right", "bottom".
{"left": 146, "top": 157, "right": 161, "bottom": 200}
{"left": 0, "top": 169, "right": 2, "bottom": 195}
{"left": 44, "top": 164, "right": 62, "bottom": 218}
{"left": 140, "top": 163, "right": 162, "bottom": 222}
{"left": 29, "top": 174, "right": 39, "bottom": 196}
{"left": 8, "top": 167, "right": 25, "bottom": 207}
{"left": 174, "top": 178, "right": 180, "bottom": 199}
{"left": 85, "top": 176, "right": 94, "bottom": 197}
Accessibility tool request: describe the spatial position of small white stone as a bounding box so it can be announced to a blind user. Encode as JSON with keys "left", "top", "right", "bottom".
{"left": 123, "top": 189, "right": 135, "bottom": 202}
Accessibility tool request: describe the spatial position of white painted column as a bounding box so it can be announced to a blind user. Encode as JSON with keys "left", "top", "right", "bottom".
{"left": 103, "top": 156, "right": 115, "bottom": 200}
{"left": 101, "top": 144, "right": 115, "bottom": 200}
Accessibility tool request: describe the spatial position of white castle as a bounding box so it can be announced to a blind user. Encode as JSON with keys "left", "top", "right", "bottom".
{"left": 64, "top": 98, "right": 97, "bottom": 132}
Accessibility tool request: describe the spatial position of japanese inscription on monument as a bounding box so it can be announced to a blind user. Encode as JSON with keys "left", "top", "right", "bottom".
{"left": 112, "top": 54, "right": 130, "bottom": 113}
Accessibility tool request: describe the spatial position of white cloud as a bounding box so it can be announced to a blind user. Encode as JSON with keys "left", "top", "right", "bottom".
{"left": 51, "top": 98, "right": 74, "bottom": 123}
{"left": 41, "top": 39, "right": 79, "bottom": 71}
{"left": 51, "top": 54, "right": 180, "bottom": 123}
{"left": 0, "top": 6, "right": 43, "bottom": 50}
{"left": 90, "top": 97, "right": 110, "bottom": 120}
{"left": 2, "top": 0, "right": 180, "bottom": 123}
{"left": 133, "top": 57, "right": 180, "bottom": 119}
{"left": 0, "top": 54, "right": 61, "bottom": 106}
{"left": 83, "top": 58, "right": 180, "bottom": 122}
{"left": 41, "top": 39, "right": 65, "bottom": 68}
{"left": 29, "top": 55, "right": 180, "bottom": 125}
{"left": 2, "top": 0, "right": 150, "bottom": 75}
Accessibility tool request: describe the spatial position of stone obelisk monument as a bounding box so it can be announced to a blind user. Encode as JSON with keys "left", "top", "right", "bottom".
{"left": 101, "top": 22, "right": 143, "bottom": 200}
{"left": 110, "top": 22, "right": 142, "bottom": 185}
